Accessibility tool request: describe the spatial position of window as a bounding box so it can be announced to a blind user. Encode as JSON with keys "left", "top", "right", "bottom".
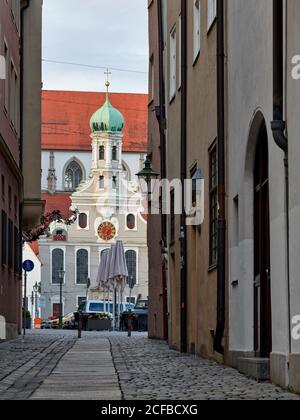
{"left": 77, "top": 296, "right": 86, "bottom": 308}
{"left": 76, "top": 249, "right": 89, "bottom": 285}
{"left": 207, "top": 0, "right": 217, "bottom": 30}
{"left": 126, "top": 214, "right": 136, "bottom": 230}
{"left": 8, "top": 186, "right": 11, "bottom": 209}
{"left": 125, "top": 250, "right": 137, "bottom": 285}
{"left": 52, "top": 303, "right": 62, "bottom": 319}
{"left": 169, "top": 26, "right": 177, "bottom": 101}
{"left": 149, "top": 55, "right": 155, "bottom": 101}
{"left": 1, "top": 175, "right": 5, "bottom": 201}
{"left": 126, "top": 296, "right": 136, "bottom": 305}
{"left": 1, "top": 211, "right": 7, "bottom": 266}
{"left": 8, "top": 219, "right": 13, "bottom": 270}
{"left": 99, "top": 146, "right": 105, "bottom": 161}
{"left": 52, "top": 249, "right": 64, "bottom": 284}
{"left": 209, "top": 143, "right": 218, "bottom": 266}
{"left": 112, "top": 176, "right": 117, "bottom": 190}
{"left": 112, "top": 146, "right": 117, "bottom": 161}
{"left": 64, "top": 160, "right": 83, "bottom": 191}
{"left": 99, "top": 176, "right": 105, "bottom": 189}
{"left": 14, "top": 226, "right": 19, "bottom": 273}
{"left": 193, "top": 0, "right": 201, "bottom": 61}
{"left": 78, "top": 213, "right": 88, "bottom": 229}
{"left": 4, "top": 44, "right": 9, "bottom": 112}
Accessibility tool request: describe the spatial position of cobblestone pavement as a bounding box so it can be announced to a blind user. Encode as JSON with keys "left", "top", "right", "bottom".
{"left": 0, "top": 332, "right": 75, "bottom": 400}
{"left": 1, "top": 331, "right": 300, "bottom": 400}
{"left": 109, "top": 335, "right": 300, "bottom": 401}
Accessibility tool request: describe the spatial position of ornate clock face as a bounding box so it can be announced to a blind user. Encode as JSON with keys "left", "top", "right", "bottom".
{"left": 98, "top": 221, "right": 116, "bottom": 241}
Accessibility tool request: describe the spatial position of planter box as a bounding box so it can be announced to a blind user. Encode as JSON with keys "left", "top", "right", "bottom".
{"left": 86, "top": 319, "right": 112, "bottom": 332}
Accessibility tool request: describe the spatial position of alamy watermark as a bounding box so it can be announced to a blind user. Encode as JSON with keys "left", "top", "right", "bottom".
{"left": 91, "top": 178, "right": 205, "bottom": 227}
{"left": 292, "top": 55, "right": 300, "bottom": 80}
{"left": 0, "top": 55, "right": 6, "bottom": 80}
{"left": 292, "top": 315, "right": 300, "bottom": 341}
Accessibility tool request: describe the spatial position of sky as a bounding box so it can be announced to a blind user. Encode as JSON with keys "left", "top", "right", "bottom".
{"left": 42, "top": 0, "right": 149, "bottom": 94}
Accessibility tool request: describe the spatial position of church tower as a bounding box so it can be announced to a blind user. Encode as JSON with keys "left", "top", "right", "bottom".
{"left": 89, "top": 77, "right": 125, "bottom": 201}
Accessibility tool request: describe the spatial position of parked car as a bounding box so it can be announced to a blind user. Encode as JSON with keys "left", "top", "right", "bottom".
{"left": 41, "top": 313, "right": 75, "bottom": 330}
{"left": 120, "top": 300, "right": 148, "bottom": 332}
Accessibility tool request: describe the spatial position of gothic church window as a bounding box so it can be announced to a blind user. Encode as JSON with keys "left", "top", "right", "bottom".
{"left": 64, "top": 160, "right": 83, "bottom": 192}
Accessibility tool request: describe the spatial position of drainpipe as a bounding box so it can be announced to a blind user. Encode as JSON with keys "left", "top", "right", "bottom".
{"left": 214, "top": 0, "right": 226, "bottom": 355}
{"left": 271, "top": 0, "right": 291, "bottom": 355}
{"left": 157, "top": 0, "right": 168, "bottom": 341}
{"left": 180, "top": 0, "right": 188, "bottom": 353}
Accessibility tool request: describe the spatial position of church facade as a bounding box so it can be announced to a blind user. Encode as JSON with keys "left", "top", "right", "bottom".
{"left": 39, "top": 89, "right": 148, "bottom": 319}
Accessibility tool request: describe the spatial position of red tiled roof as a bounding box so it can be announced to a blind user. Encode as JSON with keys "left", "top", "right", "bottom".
{"left": 41, "top": 193, "right": 72, "bottom": 219}
{"left": 42, "top": 90, "right": 148, "bottom": 153}
{"left": 28, "top": 241, "right": 39, "bottom": 256}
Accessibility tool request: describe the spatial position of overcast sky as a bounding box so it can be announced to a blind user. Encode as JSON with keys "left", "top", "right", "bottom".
{"left": 42, "top": 0, "right": 149, "bottom": 93}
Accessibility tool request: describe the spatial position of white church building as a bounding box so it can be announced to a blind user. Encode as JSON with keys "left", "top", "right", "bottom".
{"left": 39, "top": 88, "right": 148, "bottom": 320}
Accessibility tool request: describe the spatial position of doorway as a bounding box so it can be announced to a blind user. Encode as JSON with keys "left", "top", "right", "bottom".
{"left": 253, "top": 122, "right": 272, "bottom": 358}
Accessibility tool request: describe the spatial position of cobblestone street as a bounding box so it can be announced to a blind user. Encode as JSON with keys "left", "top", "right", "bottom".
{"left": 0, "top": 331, "right": 299, "bottom": 400}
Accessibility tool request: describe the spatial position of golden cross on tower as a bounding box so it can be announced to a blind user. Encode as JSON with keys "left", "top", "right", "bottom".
{"left": 104, "top": 68, "right": 111, "bottom": 93}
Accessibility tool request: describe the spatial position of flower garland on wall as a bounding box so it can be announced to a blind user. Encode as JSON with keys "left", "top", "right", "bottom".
{"left": 23, "top": 209, "right": 79, "bottom": 243}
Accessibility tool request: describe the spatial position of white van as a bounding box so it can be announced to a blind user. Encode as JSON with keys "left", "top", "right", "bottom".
{"left": 78, "top": 300, "right": 134, "bottom": 316}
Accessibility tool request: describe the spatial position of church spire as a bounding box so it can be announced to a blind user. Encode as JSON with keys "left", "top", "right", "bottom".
{"left": 104, "top": 68, "right": 111, "bottom": 97}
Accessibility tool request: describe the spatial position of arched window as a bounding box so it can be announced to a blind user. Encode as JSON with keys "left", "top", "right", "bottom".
{"left": 99, "top": 146, "right": 105, "bottom": 161}
{"left": 125, "top": 250, "right": 137, "bottom": 285}
{"left": 112, "top": 146, "right": 117, "bottom": 161}
{"left": 126, "top": 214, "right": 136, "bottom": 230}
{"left": 52, "top": 249, "right": 64, "bottom": 284}
{"left": 78, "top": 213, "right": 88, "bottom": 229}
{"left": 64, "top": 160, "right": 83, "bottom": 191}
{"left": 76, "top": 249, "right": 89, "bottom": 285}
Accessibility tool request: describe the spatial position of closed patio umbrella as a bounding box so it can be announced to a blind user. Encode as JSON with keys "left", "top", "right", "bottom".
{"left": 108, "top": 241, "right": 128, "bottom": 329}
{"left": 96, "top": 248, "right": 112, "bottom": 312}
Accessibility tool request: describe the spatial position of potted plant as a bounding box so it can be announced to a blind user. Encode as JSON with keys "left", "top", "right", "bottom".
{"left": 86, "top": 312, "right": 113, "bottom": 331}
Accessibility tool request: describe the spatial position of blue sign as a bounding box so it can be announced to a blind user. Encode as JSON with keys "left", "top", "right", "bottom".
{"left": 23, "top": 260, "right": 35, "bottom": 273}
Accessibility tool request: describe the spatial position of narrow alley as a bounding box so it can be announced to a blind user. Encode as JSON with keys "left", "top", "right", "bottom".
{"left": 0, "top": 332, "right": 299, "bottom": 401}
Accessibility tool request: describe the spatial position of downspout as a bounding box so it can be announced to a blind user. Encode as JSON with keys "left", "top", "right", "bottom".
{"left": 180, "top": 0, "right": 188, "bottom": 353}
{"left": 214, "top": 0, "right": 226, "bottom": 355}
{"left": 19, "top": 0, "right": 30, "bottom": 333}
{"left": 157, "top": 0, "right": 168, "bottom": 341}
{"left": 271, "top": 0, "right": 291, "bottom": 355}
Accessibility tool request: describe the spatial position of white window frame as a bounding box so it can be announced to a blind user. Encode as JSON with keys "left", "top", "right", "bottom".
{"left": 50, "top": 246, "right": 66, "bottom": 285}
{"left": 193, "top": 0, "right": 201, "bottom": 62}
{"left": 207, "top": 0, "right": 217, "bottom": 31}
{"left": 169, "top": 25, "right": 177, "bottom": 101}
{"left": 77, "top": 211, "right": 90, "bottom": 231}
{"left": 75, "top": 246, "right": 90, "bottom": 286}
{"left": 124, "top": 247, "right": 139, "bottom": 286}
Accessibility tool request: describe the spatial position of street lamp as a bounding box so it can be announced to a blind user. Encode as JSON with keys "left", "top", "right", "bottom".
{"left": 58, "top": 269, "right": 65, "bottom": 329}
{"left": 136, "top": 155, "right": 159, "bottom": 195}
{"left": 33, "top": 282, "right": 40, "bottom": 319}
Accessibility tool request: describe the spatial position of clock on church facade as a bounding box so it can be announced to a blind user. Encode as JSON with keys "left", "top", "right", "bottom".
{"left": 97, "top": 221, "right": 117, "bottom": 241}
